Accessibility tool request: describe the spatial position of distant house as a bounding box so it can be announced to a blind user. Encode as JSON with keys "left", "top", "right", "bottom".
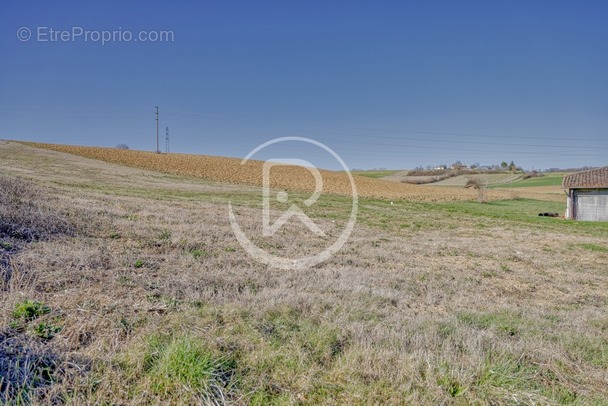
{"left": 563, "top": 167, "right": 608, "bottom": 221}
{"left": 451, "top": 162, "right": 467, "bottom": 170}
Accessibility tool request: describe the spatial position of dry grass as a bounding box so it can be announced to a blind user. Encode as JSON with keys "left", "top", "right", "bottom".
{"left": 1, "top": 142, "right": 607, "bottom": 404}
{"left": 0, "top": 176, "right": 79, "bottom": 242}
{"left": 0, "top": 173, "right": 93, "bottom": 404}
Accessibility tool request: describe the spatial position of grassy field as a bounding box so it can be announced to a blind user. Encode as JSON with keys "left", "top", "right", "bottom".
{"left": 380, "top": 171, "right": 567, "bottom": 204}
{"left": 490, "top": 173, "right": 568, "bottom": 189}
{"left": 488, "top": 173, "right": 569, "bottom": 202}
{"left": 351, "top": 170, "right": 400, "bottom": 179}
{"left": 1, "top": 142, "right": 608, "bottom": 405}
{"left": 430, "top": 173, "right": 523, "bottom": 187}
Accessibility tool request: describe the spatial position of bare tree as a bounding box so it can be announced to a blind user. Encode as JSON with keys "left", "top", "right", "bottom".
{"left": 115, "top": 143, "right": 130, "bottom": 150}
{"left": 465, "top": 176, "right": 487, "bottom": 203}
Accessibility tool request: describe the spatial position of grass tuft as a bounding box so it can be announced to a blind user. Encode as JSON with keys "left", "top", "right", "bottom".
{"left": 123, "top": 334, "right": 238, "bottom": 403}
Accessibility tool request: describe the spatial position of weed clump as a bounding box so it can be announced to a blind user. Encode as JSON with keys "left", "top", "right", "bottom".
{"left": 13, "top": 300, "right": 51, "bottom": 322}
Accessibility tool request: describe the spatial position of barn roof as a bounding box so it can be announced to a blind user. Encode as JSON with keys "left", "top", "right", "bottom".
{"left": 563, "top": 166, "right": 608, "bottom": 189}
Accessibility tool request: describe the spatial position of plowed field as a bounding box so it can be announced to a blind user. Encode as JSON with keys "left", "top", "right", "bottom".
{"left": 23, "top": 142, "right": 507, "bottom": 202}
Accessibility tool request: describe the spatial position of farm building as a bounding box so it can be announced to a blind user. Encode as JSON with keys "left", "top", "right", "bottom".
{"left": 563, "top": 166, "right": 608, "bottom": 221}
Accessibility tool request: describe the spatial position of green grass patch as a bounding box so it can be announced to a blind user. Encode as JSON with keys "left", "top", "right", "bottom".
{"left": 563, "top": 334, "right": 608, "bottom": 368}
{"left": 139, "top": 334, "right": 237, "bottom": 402}
{"left": 437, "top": 368, "right": 467, "bottom": 398}
{"left": 435, "top": 199, "right": 564, "bottom": 221}
{"left": 476, "top": 351, "right": 578, "bottom": 404}
{"left": 577, "top": 243, "right": 608, "bottom": 253}
{"left": 189, "top": 248, "right": 211, "bottom": 259}
{"left": 458, "top": 310, "right": 523, "bottom": 337}
{"left": 240, "top": 307, "right": 350, "bottom": 403}
{"left": 490, "top": 173, "right": 567, "bottom": 188}
{"left": 428, "top": 198, "right": 608, "bottom": 237}
{"left": 352, "top": 170, "right": 399, "bottom": 179}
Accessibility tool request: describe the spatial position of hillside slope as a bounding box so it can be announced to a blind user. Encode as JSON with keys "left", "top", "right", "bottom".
{"left": 1, "top": 141, "right": 607, "bottom": 404}
{"left": 21, "top": 141, "right": 506, "bottom": 202}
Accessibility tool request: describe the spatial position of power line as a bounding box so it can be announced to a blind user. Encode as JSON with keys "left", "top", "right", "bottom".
{"left": 161, "top": 124, "right": 608, "bottom": 156}
{"left": 161, "top": 124, "right": 606, "bottom": 153}
{"left": 168, "top": 131, "right": 605, "bottom": 158}
{"left": 159, "top": 107, "right": 607, "bottom": 143}
{"left": 2, "top": 104, "right": 606, "bottom": 161}
{"left": 2, "top": 104, "right": 604, "bottom": 145}
{"left": 334, "top": 125, "right": 600, "bottom": 142}
{"left": 160, "top": 114, "right": 606, "bottom": 146}
{"left": 293, "top": 131, "right": 608, "bottom": 150}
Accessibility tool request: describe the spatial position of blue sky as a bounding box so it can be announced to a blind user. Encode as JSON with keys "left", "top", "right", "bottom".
{"left": 1, "top": 1, "right": 607, "bottom": 170}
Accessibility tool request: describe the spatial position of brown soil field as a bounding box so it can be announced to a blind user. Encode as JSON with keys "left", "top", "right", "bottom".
{"left": 21, "top": 142, "right": 510, "bottom": 203}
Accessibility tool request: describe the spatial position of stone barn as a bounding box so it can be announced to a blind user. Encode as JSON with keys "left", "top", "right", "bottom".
{"left": 563, "top": 166, "right": 608, "bottom": 221}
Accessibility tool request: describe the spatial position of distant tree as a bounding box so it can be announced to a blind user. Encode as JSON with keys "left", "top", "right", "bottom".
{"left": 115, "top": 143, "right": 130, "bottom": 150}
{"left": 451, "top": 161, "right": 466, "bottom": 170}
{"left": 508, "top": 160, "right": 516, "bottom": 172}
{"left": 501, "top": 161, "right": 508, "bottom": 169}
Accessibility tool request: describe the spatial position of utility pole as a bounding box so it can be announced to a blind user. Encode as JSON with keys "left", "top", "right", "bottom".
{"left": 155, "top": 106, "right": 159, "bottom": 153}
{"left": 165, "top": 126, "right": 169, "bottom": 153}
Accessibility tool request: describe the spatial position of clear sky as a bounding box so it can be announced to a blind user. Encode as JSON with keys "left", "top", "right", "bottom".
{"left": 1, "top": 1, "right": 607, "bottom": 170}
